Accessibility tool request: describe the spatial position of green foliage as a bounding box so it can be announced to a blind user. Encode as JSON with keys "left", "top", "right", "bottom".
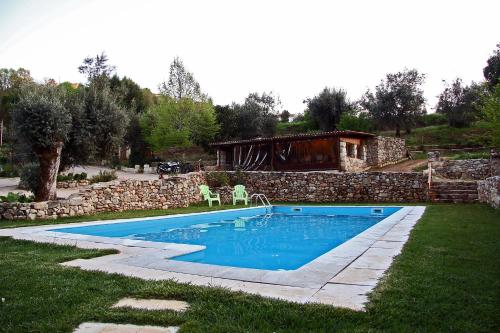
{"left": 56, "top": 172, "right": 87, "bottom": 182}
{"left": 436, "top": 79, "right": 486, "bottom": 128}
{"left": 205, "top": 171, "right": 230, "bottom": 187}
{"left": 416, "top": 113, "right": 448, "bottom": 127}
{"left": 483, "top": 43, "right": 500, "bottom": 88}
{"left": 19, "top": 163, "right": 40, "bottom": 194}
{"left": 141, "top": 97, "right": 218, "bottom": 152}
{"left": 449, "top": 151, "right": 491, "bottom": 160}
{"left": 305, "top": 87, "right": 353, "bottom": 131}
{"left": 337, "top": 111, "right": 375, "bottom": 132}
{"left": 0, "top": 192, "right": 34, "bottom": 203}
{"left": 479, "top": 84, "right": 500, "bottom": 147}
{"left": 12, "top": 84, "right": 72, "bottom": 150}
{"left": 0, "top": 68, "right": 33, "bottom": 130}
{"left": 83, "top": 84, "right": 129, "bottom": 160}
{"left": 88, "top": 170, "right": 117, "bottom": 184}
{"left": 0, "top": 163, "right": 19, "bottom": 177}
{"left": 279, "top": 110, "right": 291, "bottom": 122}
{"left": 362, "top": 69, "right": 426, "bottom": 136}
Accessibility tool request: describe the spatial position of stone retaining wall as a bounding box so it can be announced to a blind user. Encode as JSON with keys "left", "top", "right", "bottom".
{"left": 228, "top": 171, "right": 427, "bottom": 202}
{"left": 478, "top": 176, "right": 500, "bottom": 208}
{"left": 0, "top": 172, "right": 206, "bottom": 220}
{"left": 56, "top": 180, "right": 90, "bottom": 188}
{"left": 366, "top": 136, "right": 407, "bottom": 167}
{"left": 433, "top": 159, "right": 491, "bottom": 180}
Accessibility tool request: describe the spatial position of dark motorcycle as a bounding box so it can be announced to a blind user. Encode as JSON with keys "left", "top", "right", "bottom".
{"left": 157, "top": 161, "right": 195, "bottom": 177}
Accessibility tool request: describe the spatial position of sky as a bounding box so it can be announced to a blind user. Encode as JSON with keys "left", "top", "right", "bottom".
{"left": 0, "top": 0, "right": 499, "bottom": 114}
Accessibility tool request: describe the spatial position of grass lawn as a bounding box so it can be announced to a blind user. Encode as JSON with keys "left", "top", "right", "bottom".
{"left": 1, "top": 204, "right": 499, "bottom": 332}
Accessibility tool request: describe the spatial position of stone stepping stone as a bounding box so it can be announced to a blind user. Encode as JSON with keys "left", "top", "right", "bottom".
{"left": 112, "top": 298, "right": 189, "bottom": 312}
{"left": 74, "top": 322, "right": 179, "bottom": 333}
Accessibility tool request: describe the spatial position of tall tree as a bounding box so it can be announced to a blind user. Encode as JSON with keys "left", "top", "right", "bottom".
{"left": 483, "top": 43, "right": 500, "bottom": 89}
{"left": 0, "top": 68, "right": 33, "bottom": 145}
{"left": 435, "top": 79, "right": 485, "bottom": 128}
{"left": 279, "top": 110, "right": 291, "bottom": 122}
{"left": 305, "top": 87, "right": 353, "bottom": 131}
{"left": 140, "top": 97, "right": 218, "bottom": 152}
{"left": 237, "top": 92, "right": 280, "bottom": 139}
{"left": 479, "top": 84, "right": 500, "bottom": 147}
{"left": 158, "top": 57, "right": 205, "bottom": 101}
{"left": 361, "top": 69, "right": 426, "bottom": 136}
{"left": 12, "top": 84, "right": 71, "bottom": 201}
{"left": 78, "top": 52, "right": 115, "bottom": 85}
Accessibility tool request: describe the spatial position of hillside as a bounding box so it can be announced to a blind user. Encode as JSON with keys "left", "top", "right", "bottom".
{"left": 381, "top": 123, "right": 493, "bottom": 147}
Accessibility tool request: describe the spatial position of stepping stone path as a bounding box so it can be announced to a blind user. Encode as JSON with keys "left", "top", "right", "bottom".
{"left": 74, "top": 322, "right": 179, "bottom": 333}
{"left": 112, "top": 298, "right": 190, "bottom": 312}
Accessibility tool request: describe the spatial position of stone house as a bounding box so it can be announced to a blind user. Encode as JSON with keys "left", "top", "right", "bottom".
{"left": 210, "top": 130, "right": 407, "bottom": 172}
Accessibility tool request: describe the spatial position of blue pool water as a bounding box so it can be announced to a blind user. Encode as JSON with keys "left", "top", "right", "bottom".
{"left": 52, "top": 206, "right": 401, "bottom": 270}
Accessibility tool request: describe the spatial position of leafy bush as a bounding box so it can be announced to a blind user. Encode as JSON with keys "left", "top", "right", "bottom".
{"left": 89, "top": 170, "right": 117, "bottom": 184}
{"left": 337, "top": 113, "right": 375, "bottom": 132}
{"left": 0, "top": 164, "right": 20, "bottom": 177}
{"left": 57, "top": 172, "right": 88, "bottom": 182}
{"left": 231, "top": 168, "right": 246, "bottom": 186}
{"left": 206, "top": 171, "right": 229, "bottom": 188}
{"left": 0, "top": 192, "right": 34, "bottom": 203}
{"left": 19, "top": 163, "right": 40, "bottom": 194}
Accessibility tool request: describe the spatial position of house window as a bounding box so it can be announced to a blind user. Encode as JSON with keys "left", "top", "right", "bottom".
{"left": 346, "top": 143, "right": 356, "bottom": 158}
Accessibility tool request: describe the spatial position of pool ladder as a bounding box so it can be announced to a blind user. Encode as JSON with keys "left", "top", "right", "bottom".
{"left": 250, "top": 193, "right": 272, "bottom": 214}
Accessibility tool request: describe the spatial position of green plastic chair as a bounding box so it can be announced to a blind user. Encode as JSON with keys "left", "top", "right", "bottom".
{"left": 199, "top": 185, "right": 221, "bottom": 207}
{"left": 232, "top": 184, "right": 248, "bottom": 205}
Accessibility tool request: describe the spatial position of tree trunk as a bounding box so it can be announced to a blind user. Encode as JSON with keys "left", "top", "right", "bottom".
{"left": 35, "top": 142, "right": 63, "bottom": 201}
{"left": 395, "top": 126, "right": 401, "bottom": 137}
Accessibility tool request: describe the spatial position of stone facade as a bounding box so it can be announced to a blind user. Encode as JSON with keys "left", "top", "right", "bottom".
{"left": 0, "top": 172, "right": 206, "bottom": 220}
{"left": 433, "top": 159, "right": 491, "bottom": 180}
{"left": 56, "top": 180, "right": 90, "bottom": 188}
{"left": 228, "top": 171, "right": 427, "bottom": 203}
{"left": 478, "top": 176, "right": 500, "bottom": 208}
{"left": 366, "top": 136, "right": 407, "bottom": 167}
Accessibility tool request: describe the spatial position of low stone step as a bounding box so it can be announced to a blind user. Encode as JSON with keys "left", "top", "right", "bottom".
{"left": 112, "top": 298, "right": 189, "bottom": 312}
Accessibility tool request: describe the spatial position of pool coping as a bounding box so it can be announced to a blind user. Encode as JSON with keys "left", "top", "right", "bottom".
{"left": 0, "top": 205, "right": 426, "bottom": 311}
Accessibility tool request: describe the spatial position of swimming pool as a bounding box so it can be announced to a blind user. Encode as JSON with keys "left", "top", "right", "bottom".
{"left": 52, "top": 206, "right": 401, "bottom": 270}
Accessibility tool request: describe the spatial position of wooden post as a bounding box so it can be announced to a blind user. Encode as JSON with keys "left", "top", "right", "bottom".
{"left": 270, "top": 143, "right": 275, "bottom": 171}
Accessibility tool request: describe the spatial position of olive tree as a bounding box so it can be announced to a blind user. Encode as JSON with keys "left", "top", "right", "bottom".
{"left": 13, "top": 84, "right": 71, "bottom": 201}
{"left": 361, "top": 69, "right": 426, "bottom": 136}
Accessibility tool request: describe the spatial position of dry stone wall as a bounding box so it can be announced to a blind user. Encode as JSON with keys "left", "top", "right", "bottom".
{"left": 478, "top": 176, "right": 500, "bottom": 208}
{"left": 0, "top": 172, "right": 206, "bottom": 220}
{"left": 366, "top": 136, "right": 407, "bottom": 167}
{"left": 433, "top": 159, "right": 491, "bottom": 180}
{"left": 228, "top": 171, "right": 427, "bottom": 202}
{"left": 56, "top": 180, "right": 90, "bottom": 188}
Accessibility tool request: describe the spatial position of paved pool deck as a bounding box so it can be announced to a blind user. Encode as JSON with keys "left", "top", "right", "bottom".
{"left": 0, "top": 205, "right": 425, "bottom": 311}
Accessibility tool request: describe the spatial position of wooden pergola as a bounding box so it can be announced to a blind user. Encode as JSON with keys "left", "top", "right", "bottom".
{"left": 210, "top": 130, "right": 375, "bottom": 172}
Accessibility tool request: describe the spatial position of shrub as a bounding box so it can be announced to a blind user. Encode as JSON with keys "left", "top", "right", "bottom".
{"left": 0, "top": 192, "right": 34, "bottom": 203}
{"left": 416, "top": 113, "right": 448, "bottom": 127}
{"left": 0, "top": 164, "right": 20, "bottom": 177}
{"left": 89, "top": 170, "right": 117, "bottom": 184}
{"left": 57, "top": 172, "right": 88, "bottom": 182}
{"left": 206, "top": 171, "right": 230, "bottom": 188}
{"left": 19, "top": 163, "right": 40, "bottom": 194}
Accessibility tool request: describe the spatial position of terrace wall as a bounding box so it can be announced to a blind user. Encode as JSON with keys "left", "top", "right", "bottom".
{"left": 0, "top": 172, "right": 206, "bottom": 220}
{"left": 433, "top": 159, "right": 491, "bottom": 180}
{"left": 478, "top": 176, "right": 500, "bottom": 209}
{"left": 228, "top": 171, "right": 427, "bottom": 202}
